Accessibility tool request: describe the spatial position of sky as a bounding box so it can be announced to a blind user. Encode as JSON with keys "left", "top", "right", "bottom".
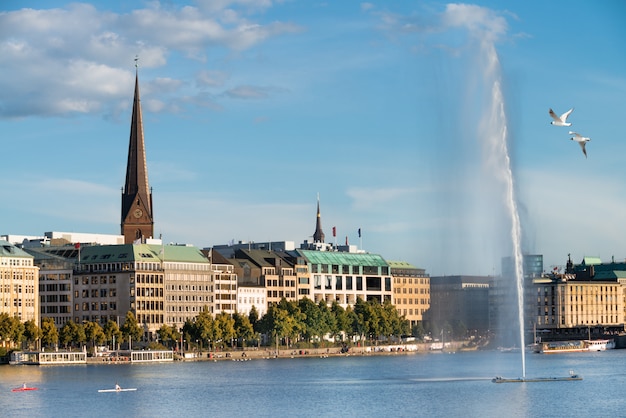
{"left": 1, "top": 1, "right": 625, "bottom": 277}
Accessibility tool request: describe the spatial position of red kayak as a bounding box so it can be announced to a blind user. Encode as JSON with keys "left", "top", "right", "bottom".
{"left": 12, "top": 386, "right": 38, "bottom": 392}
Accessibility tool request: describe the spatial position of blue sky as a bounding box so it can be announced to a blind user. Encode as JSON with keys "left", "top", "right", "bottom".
{"left": 1, "top": 1, "right": 625, "bottom": 276}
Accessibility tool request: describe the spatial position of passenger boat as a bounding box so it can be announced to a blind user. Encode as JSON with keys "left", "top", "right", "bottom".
{"left": 540, "top": 340, "right": 586, "bottom": 354}
{"left": 540, "top": 339, "right": 615, "bottom": 354}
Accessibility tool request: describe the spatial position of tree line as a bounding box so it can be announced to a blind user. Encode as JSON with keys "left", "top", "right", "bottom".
{"left": 173, "top": 297, "right": 410, "bottom": 351}
{"left": 0, "top": 297, "right": 411, "bottom": 354}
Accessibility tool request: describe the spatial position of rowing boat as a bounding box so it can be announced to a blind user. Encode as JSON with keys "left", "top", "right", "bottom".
{"left": 98, "top": 388, "right": 137, "bottom": 393}
{"left": 12, "top": 387, "right": 38, "bottom": 392}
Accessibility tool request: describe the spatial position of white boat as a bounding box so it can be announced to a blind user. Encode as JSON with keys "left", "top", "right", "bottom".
{"left": 98, "top": 385, "right": 137, "bottom": 393}
{"left": 584, "top": 339, "right": 615, "bottom": 351}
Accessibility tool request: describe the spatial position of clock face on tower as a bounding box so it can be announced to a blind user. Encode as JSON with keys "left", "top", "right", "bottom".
{"left": 133, "top": 208, "right": 143, "bottom": 218}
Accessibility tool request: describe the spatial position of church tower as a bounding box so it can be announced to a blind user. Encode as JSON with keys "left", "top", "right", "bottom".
{"left": 312, "top": 194, "right": 325, "bottom": 243}
{"left": 121, "top": 65, "right": 154, "bottom": 244}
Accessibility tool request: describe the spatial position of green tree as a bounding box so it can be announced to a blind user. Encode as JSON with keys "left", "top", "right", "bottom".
{"left": 298, "top": 297, "right": 322, "bottom": 343}
{"left": 84, "top": 321, "right": 106, "bottom": 352}
{"left": 381, "top": 298, "right": 408, "bottom": 341}
{"left": 41, "top": 317, "right": 59, "bottom": 349}
{"left": 157, "top": 324, "right": 179, "bottom": 349}
{"left": 103, "top": 320, "right": 123, "bottom": 349}
{"left": 215, "top": 312, "right": 236, "bottom": 348}
{"left": 0, "top": 314, "right": 23, "bottom": 348}
{"left": 259, "top": 300, "right": 303, "bottom": 350}
{"left": 23, "top": 319, "right": 42, "bottom": 350}
{"left": 181, "top": 318, "right": 196, "bottom": 351}
{"left": 59, "top": 321, "right": 79, "bottom": 349}
{"left": 233, "top": 312, "right": 254, "bottom": 347}
{"left": 317, "top": 300, "right": 336, "bottom": 345}
{"left": 0, "top": 313, "right": 13, "bottom": 345}
{"left": 248, "top": 305, "right": 259, "bottom": 331}
{"left": 330, "top": 301, "right": 350, "bottom": 341}
{"left": 277, "top": 298, "right": 304, "bottom": 346}
{"left": 195, "top": 307, "right": 214, "bottom": 350}
{"left": 11, "top": 317, "right": 25, "bottom": 348}
{"left": 120, "top": 311, "right": 142, "bottom": 348}
{"left": 353, "top": 298, "right": 375, "bottom": 342}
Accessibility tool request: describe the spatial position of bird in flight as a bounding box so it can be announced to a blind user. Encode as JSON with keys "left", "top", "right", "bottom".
{"left": 549, "top": 108, "right": 574, "bottom": 126}
{"left": 569, "top": 131, "right": 591, "bottom": 158}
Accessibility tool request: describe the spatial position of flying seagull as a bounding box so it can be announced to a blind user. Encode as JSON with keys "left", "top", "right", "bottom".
{"left": 549, "top": 108, "right": 574, "bottom": 126}
{"left": 569, "top": 131, "right": 590, "bottom": 158}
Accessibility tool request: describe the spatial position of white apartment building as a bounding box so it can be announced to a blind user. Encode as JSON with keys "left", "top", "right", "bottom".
{"left": 237, "top": 285, "right": 267, "bottom": 317}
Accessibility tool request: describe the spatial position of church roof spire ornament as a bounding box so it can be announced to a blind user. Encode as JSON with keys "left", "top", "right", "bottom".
{"left": 121, "top": 57, "right": 154, "bottom": 244}
{"left": 312, "top": 193, "right": 325, "bottom": 243}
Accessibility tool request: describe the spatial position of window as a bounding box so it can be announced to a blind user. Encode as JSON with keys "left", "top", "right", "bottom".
{"left": 314, "top": 275, "right": 321, "bottom": 290}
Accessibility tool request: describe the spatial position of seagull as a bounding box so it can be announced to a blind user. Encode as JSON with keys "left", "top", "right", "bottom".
{"left": 549, "top": 108, "right": 574, "bottom": 126}
{"left": 569, "top": 131, "right": 590, "bottom": 158}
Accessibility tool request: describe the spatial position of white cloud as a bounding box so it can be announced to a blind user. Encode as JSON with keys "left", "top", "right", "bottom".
{"left": 0, "top": 2, "right": 300, "bottom": 119}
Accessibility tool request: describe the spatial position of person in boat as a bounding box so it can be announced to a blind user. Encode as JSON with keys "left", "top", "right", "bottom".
{"left": 23, "top": 383, "right": 27, "bottom": 389}
{"left": 115, "top": 384, "right": 121, "bottom": 391}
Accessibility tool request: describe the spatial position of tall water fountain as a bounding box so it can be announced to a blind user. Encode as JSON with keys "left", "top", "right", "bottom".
{"left": 480, "top": 42, "right": 526, "bottom": 377}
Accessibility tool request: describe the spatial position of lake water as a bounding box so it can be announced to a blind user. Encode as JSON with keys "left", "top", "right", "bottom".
{"left": 1, "top": 350, "right": 626, "bottom": 417}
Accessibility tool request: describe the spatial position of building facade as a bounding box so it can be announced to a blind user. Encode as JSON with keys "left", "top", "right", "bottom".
{"left": 531, "top": 255, "right": 626, "bottom": 341}
{"left": 0, "top": 240, "right": 39, "bottom": 325}
{"left": 73, "top": 243, "right": 215, "bottom": 341}
{"left": 212, "top": 261, "right": 237, "bottom": 316}
{"left": 237, "top": 285, "right": 267, "bottom": 317}
{"left": 427, "top": 275, "right": 492, "bottom": 336}
{"left": 298, "top": 250, "right": 392, "bottom": 307}
{"left": 388, "top": 261, "right": 430, "bottom": 327}
{"left": 34, "top": 253, "right": 73, "bottom": 328}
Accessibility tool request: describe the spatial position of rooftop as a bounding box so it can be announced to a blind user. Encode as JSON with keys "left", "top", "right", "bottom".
{"left": 298, "top": 250, "right": 387, "bottom": 267}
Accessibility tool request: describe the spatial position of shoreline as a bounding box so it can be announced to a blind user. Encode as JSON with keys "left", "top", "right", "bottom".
{"left": 86, "top": 341, "right": 473, "bottom": 364}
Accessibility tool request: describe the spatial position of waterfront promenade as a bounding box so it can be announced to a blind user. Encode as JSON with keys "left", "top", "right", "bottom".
{"left": 86, "top": 341, "right": 468, "bottom": 364}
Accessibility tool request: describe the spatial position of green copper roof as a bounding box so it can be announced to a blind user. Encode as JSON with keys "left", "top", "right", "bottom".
{"left": 582, "top": 256, "right": 602, "bottom": 265}
{"left": 299, "top": 250, "right": 387, "bottom": 267}
{"left": 386, "top": 260, "right": 416, "bottom": 269}
{"left": 149, "top": 244, "right": 209, "bottom": 263}
{"left": 77, "top": 244, "right": 209, "bottom": 264}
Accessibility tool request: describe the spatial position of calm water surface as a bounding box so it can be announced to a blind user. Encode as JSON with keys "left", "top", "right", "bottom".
{"left": 2, "top": 350, "right": 626, "bottom": 417}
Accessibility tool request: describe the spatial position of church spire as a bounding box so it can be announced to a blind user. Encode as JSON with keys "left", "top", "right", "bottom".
{"left": 312, "top": 193, "right": 325, "bottom": 243}
{"left": 121, "top": 60, "right": 154, "bottom": 244}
